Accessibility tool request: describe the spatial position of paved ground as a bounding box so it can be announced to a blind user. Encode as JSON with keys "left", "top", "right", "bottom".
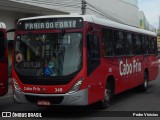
{"left": 0, "top": 71, "right": 160, "bottom": 120}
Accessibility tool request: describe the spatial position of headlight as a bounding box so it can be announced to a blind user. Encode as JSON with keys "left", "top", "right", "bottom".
{"left": 13, "top": 79, "right": 22, "bottom": 92}
{"left": 68, "top": 78, "right": 84, "bottom": 94}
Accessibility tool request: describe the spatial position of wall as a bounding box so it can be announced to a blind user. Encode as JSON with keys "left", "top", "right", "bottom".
{"left": 121, "top": 0, "right": 138, "bottom": 7}
{"left": 10, "top": 0, "right": 139, "bottom": 27}
{"left": 86, "top": 0, "right": 139, "bottom": 27}
{"left": 0, "top": 10, "right": 38, "bottom": 40}
{"left": 139, "top": 11, "right": 156, "bottom": 32}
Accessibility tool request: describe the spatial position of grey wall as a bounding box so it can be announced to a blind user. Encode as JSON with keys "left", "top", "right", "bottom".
{"left": 10, "top": 0, "right": 139, "bottom": 27}
{"left": 86, "top": 0, "right": 139, "bottom": 27}
{"left": 0, "top": 10, "right": 37, "bottom": 40}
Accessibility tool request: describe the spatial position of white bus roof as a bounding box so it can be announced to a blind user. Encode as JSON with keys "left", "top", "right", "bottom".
{"left": 19, "top": 14, "right": 156, "bottom": 37}
{"left": 0, "top": 22, "right": 6, "bottom": 29}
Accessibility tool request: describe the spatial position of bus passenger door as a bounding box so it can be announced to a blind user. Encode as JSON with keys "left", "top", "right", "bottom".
{"left": 87, "top": 33, "right": 103, "bottom": 104}
{"left": 0, "top": 30, "right": 8, "bottom": 96}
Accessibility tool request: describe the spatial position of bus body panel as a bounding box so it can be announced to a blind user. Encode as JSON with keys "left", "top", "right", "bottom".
{"left": 12, "top": 15, "right": 158, "bottom": 106}
{"left": 0, "top": 23, "right": 8, "bottom": 96}
{"left": 148, "top": 55, "right": 159, "bottom": 81}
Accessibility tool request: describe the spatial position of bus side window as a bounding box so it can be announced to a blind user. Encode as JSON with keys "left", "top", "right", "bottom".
{"left": 148, "top": 37, "right": 155, "bottom": 54}
{"left": 115, "top": 31, "right": 125, "bottom": 56}
{"left": 126, "top": 33, "right": 133, "bottom": 56}
{"left": 87, "top": 34, "right": 100, "bottom": 75}
{"left": 145, "top": 36, "right": 149, "bottom": 55}
{"left": 142, "top": 36, "right": 148, "bottom": 55}
{"left": 151, "top": 37, "right": 157, "bottom": 54}
{"left": 102, "top": 28, "right": 115, "bottom": 57}
{"left": 133, "top": 34, "right": 142, "bottom": 55}
{"left": 0, "top": 31, "right": 6, "bottom": 59}
{"left": 154, "top": 38, "right": 157, "bottom": 54}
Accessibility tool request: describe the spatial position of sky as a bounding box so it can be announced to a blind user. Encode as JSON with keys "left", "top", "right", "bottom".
{"left": 138, "top": 0, "right": 160, "bottom": 29}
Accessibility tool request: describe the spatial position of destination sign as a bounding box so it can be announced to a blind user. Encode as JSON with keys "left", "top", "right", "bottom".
{"left": 18, "top": 18, "right": 83, "bottom": 30}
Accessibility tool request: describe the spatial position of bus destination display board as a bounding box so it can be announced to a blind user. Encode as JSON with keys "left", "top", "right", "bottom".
{"left": 18, "top": 17, "right": 83, "bottom": 30}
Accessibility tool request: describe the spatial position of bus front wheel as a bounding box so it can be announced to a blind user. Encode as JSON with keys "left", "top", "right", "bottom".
{"left": 98, "top": 81, "right": 114, "bottom": 109}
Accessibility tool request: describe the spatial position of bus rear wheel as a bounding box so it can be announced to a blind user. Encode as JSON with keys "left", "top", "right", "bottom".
{"left": 140, "top": 72, "right": 149, "bottom": 91}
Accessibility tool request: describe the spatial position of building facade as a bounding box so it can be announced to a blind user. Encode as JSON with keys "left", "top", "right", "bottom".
{"left": 86, "top": 0, "right": 139, "bottom": 27}
{"left": 0, "top": 0, "right": 66, "bottom": 40}
{"left": 9, "top": 0, "right": 139, "bottom": 27}
{"left": 1, "top": 0, "right": 156, "bottom": 39}
{"left": 139, "top": 11, "right": 156, "bottom": 32}
{"left": 157, "top": 30, "right": 160, "bottom": 49}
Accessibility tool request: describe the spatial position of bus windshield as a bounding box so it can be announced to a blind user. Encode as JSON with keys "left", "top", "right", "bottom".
{"left": 15, "top": 32, "right": 82, "bottom": 77}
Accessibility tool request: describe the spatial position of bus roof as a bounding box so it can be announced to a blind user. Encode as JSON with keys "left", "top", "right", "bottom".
{"left": 0, "top": 22, "right": 6, "bottom": 29}
{"left": 19, "top": 14, "right": 157, "bottom": 37}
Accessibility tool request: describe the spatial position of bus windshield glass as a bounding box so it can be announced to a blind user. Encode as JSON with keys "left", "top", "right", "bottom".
{"left": 15, "top": 32, "right": 82, "bottom": 77}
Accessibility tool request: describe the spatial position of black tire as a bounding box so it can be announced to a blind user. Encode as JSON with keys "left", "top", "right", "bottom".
{"left": 140, "top": 72, "right": 149, "bottom": 91}
{"left": 98, "top": 81, "right": 114, "bottom": 109}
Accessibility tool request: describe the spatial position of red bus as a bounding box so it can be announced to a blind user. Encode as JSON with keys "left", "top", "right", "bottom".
{"left": 12, "top": 15, "right": 158, "bottom": 108}
{"left": 0, "top": 22, "right": 8, "bottom": 96}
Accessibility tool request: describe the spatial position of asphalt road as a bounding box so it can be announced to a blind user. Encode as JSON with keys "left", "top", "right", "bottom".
{"left": 0, "top": 71, "right": 160, "bottom": 120}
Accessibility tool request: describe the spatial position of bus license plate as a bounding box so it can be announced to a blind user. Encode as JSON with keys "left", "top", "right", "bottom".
{"left": 37, "top": 100, "right": 51, "bottom": 106}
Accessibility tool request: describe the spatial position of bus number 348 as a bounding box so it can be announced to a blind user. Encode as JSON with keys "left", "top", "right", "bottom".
{"left": 55, "top": 88, "right": 63, "bottom": 93}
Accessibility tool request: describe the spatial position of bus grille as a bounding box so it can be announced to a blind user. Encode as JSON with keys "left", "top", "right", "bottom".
{"left": 25, "top": 95, "right": 64, "bottom": 104}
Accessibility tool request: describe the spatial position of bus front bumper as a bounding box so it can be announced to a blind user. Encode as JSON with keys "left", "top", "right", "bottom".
{"left": 13, "top": 88, "right": 88, "bottom": 106}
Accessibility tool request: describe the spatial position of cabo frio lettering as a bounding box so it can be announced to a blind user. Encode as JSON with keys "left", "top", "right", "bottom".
{"left": 119, "top": 59, "right": 141, "bottom": 76}
{"left": 24, "top": 87, "right": 41, "bottom": 92}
